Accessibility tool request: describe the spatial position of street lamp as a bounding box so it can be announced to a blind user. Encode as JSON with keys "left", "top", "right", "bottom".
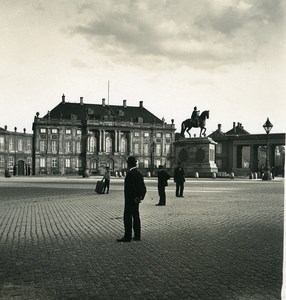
{"left": 262, "top": 117, "right": 273, "bottom": 180}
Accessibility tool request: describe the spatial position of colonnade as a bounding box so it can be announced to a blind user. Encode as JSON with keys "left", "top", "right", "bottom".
{"left": 93, "top": 129, "right": 132, "bottom": 154}
{"left": 233, "top": 143, "right": 278, "bottom": 172}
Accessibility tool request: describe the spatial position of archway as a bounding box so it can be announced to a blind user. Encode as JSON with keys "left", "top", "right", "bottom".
{"left": 18, "top": 160, "right": 25, "bottom": 176}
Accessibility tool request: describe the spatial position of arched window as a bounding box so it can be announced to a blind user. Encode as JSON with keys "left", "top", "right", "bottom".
{"left": 90, "top": 160, "right": 97, "bottom": 170}
{"left": 106, "top": 135, "right": 112, "bottom": 153}
{"left": 120, "top": 136, "right": 127, "bottom": 154}
{"left": 89, "top": 136, "right": 96, "bottom": 153}
{"left": 106, "top": 159, "right": 114, "bottom": 170}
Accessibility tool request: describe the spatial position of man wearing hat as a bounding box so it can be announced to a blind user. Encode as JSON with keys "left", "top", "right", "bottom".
{"left": 174, "top": 162, "right": 185, "bottom": 197}
{"left": 102, "top": 166, "right": 111, "bottom": 194}
{"left": 117, "top": 156, "right": 146, "bottom": 242}
{"left": 156, "top": 165, "right": 170, "bottom": 206}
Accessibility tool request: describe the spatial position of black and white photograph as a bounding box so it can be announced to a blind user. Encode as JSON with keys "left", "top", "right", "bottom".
{"left": 0, "top": 1, "right": 285, "bottom": 299}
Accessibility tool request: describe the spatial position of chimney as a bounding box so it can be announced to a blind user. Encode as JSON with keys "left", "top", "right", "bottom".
{"left": 233, "top": 122, "right": 236, "bottom": 129}
{"left": 14, "top": 127, "right": 17, "bottom": 132}
{"left": 102, "top": 98, "right": 106, "bottom": 107}
{"left": 80, "top": 97, "right": 83, "bottom": 105}
{"left": 123, "top": 99, "right": 127, "bottom": 108}
{"left": 4, "top": 125, "right": 7, "bottom": 130}
{"left": 139, "top": 101, "right": 143, "bottom": 108}
{"left": 218, "top": 124, "right": 222, "bottom": 132}
{"left": 23, "top": 128, "right": 26, "bottom": 134}
{"left": 62, "top": 94, "right": 65, "bottom": 104}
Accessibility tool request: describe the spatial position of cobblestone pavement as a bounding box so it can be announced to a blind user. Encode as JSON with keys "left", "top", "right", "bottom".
{"left": 0, "top": 176, "right": 284, "bottom": 300}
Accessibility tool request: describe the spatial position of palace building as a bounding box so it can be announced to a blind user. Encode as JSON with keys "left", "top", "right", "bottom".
{"left": 0, "top": 126, "right": 33, "bottom": 176}
{"left": 32, "top": 95, "right": 176, "bottom": 176}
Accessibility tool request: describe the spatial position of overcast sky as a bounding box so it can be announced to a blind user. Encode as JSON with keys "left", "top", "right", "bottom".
{"left": 0, "top": 0, "right": 285, "bottom": 135}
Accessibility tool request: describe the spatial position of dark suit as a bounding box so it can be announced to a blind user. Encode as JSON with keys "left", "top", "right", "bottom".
{"left": 174, "top": 166, "right": 185, "bottom": 197}
{"left": 157, "top": 169, "right": 170, "bottom": 205}
{"left": 123, "top": 167, "right": 146, "bottom": 240}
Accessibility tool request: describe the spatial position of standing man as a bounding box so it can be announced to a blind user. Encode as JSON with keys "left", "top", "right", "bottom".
{"left": 102, "top": 166, "right": 111, "bottom": 194}
{"left": 156, "top": 165, "right": 170, "bottom": 206}
{"left": 117, "top": 156, "right": 146, "bottom": 242}
{"left": 174, "top": 162, "right": 185, "bottom": 197}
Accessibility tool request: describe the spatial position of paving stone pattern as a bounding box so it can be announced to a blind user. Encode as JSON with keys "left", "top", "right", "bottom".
{"left": 0, "top": 177, "right": 284, "bottom": 299}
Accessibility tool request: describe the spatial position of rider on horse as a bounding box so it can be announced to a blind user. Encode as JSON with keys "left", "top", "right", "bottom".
{"left": 191, "top": 106, "right": 200, "bottom": 127}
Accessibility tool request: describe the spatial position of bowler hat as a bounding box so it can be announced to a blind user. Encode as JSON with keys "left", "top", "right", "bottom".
{"left": 127, "top": 156, "right": 137, "bottom": 165}
{"left": 158, "top": 165, "right": 163, "bottom": 169}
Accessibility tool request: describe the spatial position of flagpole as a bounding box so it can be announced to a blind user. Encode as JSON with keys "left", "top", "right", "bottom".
{"left": 108, "top": 80, "right": 110, "bottom": 106}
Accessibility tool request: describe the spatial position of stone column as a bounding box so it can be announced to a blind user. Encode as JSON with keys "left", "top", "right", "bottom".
{"left": 99, "top": 130, "right": 102, "bottom": 152}
{"left": 232, "top": 145, "right": 237, "bottom": 169}
{"left": 249, "top": 145, "right": 259, "bottom": 172}
{"left": 118, "top": 131, "right": 121, "bottom": 153}
{"left": 114, "top": 130, "right": 118, "bottom": 152}
{"left": 249, "top": 145, "right": 255, "bottom": 172}
{"left": 102, "top": 130, "right": 106, "bottom": 152}
{"left": 129, "top": 131, "right": 133, "bottom": 155}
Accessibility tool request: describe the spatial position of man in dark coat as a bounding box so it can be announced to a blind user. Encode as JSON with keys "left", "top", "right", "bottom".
{"left": 156, "top": 165, "right": 170, "bottom": 206}
{"left": 117, "top": 156, "right": 146, "bottom": 242}
{"left": 174, "top": 162, "right": 185, "bottom": 197}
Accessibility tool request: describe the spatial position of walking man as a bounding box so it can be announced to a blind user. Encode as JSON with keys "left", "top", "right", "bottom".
{"left": 156, "top": 165, "right": 170, "bottom": 206}
{"left": 174, "top": 162, "right": 185, "bottom": 197}
{"left": 117, "top": 156, "right": 146, "bottom": 242}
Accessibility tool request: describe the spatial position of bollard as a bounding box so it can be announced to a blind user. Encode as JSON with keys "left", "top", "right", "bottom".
{"left": 254, "top": 172, "right": 258, "bottom": 179}
{"left": 123, "top": 171, "right": 127, "bottom": 177}
{"left": 119, "top": 172, "right": 122, "bottom": 177}
{"left": 230, "top": 172, "right": 234, "bottom": 179}
{"left": 195, "top": 172, "right": 199, "bottom": 178}
{"left": 212, "top": 172, "right": 217, "bottom": 179}
{"left": 147, "top": 172, "right": 151, "bottom": 178}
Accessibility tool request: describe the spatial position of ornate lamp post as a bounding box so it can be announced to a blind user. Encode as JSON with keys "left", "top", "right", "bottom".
{"left": 262, "top": 117, "right": 273, "bottom": 180}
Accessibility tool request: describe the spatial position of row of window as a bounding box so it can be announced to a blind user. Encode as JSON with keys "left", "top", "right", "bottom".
{"left": 134, "top": 132, "right": 171, "bottom": 138}
{"left": 39, "top": 157, "right": 80, "bottom": 168}
{"left": 39, "top": 140, "right": 81, "bottom": 153}
{"left": 39, "top": 128, "right": 82, "bottom": 135}
{"left": 38, "top": 157, "right": 170, "bottom": 169}
{"left": 0, "top": 137, "right": 32, "bottom": 152}
{"left": 38, "top": 139, "right": 171, "bottom": 155}
{"left": 38, "top": 128, "right": 172, "bottom": 138}
{"left": 0, "top": 156, "right": 32, "bottom": 168}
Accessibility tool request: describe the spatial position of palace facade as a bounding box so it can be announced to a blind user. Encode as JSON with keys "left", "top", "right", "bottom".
{"left": 0, "top": 126, "right": 33, "bottom": 176}
{"left": 32, "top": 95, "right": 176, "bottom": 176}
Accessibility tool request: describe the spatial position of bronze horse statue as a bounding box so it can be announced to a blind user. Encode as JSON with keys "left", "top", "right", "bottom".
{"left": 181, "top": 110, "right": 209, "bottom": 138}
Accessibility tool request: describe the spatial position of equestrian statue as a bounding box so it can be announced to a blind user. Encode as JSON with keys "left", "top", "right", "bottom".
{"left": 181, "top": 107, "right": 209, "bottom": 138}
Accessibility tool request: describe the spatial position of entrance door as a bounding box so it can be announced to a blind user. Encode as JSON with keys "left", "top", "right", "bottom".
{"left": 18, "top": 160, "right": 25, "bottom": 176}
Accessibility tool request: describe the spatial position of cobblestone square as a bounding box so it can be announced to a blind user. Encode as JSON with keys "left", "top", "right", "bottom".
{"left": 0, "top": 177, "right": 284, "bottom": 299}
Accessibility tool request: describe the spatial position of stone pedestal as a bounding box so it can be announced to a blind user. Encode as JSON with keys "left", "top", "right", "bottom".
{"left": 174, "top": 137, "right": 218, "bottom": 177}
